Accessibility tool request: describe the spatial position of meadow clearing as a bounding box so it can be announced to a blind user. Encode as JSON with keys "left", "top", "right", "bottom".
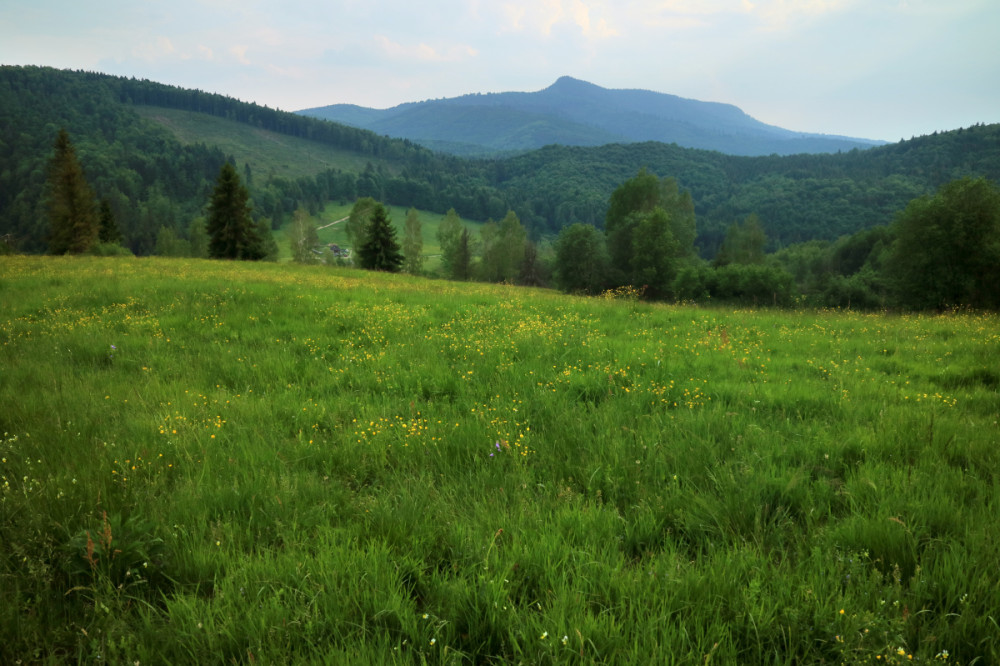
{"left": 1, "top": 256, "right": 998, "bottom": 664}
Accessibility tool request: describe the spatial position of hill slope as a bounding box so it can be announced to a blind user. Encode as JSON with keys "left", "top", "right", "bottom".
{"left": 297, "top": 76, "right": 885, "bottom": 157}
{"left": 3, "top": 255, "right": 999, "bottom": 662}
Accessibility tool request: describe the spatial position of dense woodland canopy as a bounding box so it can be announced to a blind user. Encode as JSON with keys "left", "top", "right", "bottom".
{"left": 2, "top": 65, "right": 1000, "bottom": 309}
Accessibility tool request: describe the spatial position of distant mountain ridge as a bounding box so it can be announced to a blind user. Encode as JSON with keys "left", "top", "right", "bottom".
{"left": 297, "top": 76, "right": 886, "bottom": 156}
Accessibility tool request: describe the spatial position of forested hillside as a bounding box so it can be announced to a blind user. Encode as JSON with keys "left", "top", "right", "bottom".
{"left": 0, "top": 66, "right": 492, "bottom": 254}
{"left": 493, "top": 129, "right": 1000, "bottom": 253}
{"left": 2, "top": 66, "right": 1000, "bottom": 257}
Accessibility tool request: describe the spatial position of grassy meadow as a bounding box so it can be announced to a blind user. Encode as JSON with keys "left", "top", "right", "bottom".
{"left": 1, "top": 256, "right": 998, "bottom": 664}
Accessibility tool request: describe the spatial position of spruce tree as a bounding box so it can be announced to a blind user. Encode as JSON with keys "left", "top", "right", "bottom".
{"left": 98, "top": 198, "right": 123, "bottom": 245}
{"left": 47, "top": 129, "right": 98, "bottom": 254}
{"left": 357, "top": 203, "right": 403, "bottom": 272}
{"left": 207, "top": 163, "right": 264, "bottom": 260}
{"left": 453, "top": 228, "right": 472, "bottom": 280}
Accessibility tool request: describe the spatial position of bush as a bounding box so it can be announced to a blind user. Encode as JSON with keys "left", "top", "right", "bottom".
{"left": 707, "top": 264, "right": 796, "bottom": 306}
{"left": 87, "top": 242, "right": 134, "bottom": 257}
{"left": 821, "top": 267, "right": 886, "bottom": 310}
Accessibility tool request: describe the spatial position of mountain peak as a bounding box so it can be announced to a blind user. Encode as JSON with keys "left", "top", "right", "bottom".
{"left": 547, "top": 76, "right": 600, "bottom": 92}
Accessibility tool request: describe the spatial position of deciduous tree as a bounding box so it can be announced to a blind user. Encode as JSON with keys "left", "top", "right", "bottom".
{"left": 496, "top": 211, "right": 527, "bottom": 282}
{"left": 155, "top": 225, "right": 190, "bottom": 257}
{"left": 604, "top": 169, "right": 697, "bottom": 297}
{"left": 402, "top": 207, "right": 424, "bottom": 274}
{"left": 345, "top": 197, "right": 378, "bottom": 251}
{"left": 715, "top": 214, "right": 767, "bottom": 266}
{"left": 437, "top": 208, "right": 464, "bottom": 279}
{"left": 554, "top": 223, "right": 610, "bottom": 294}
{"left": 289, "top": 208, "right": 321, "bottom": 264}
{"left": 886, "top": 177, "right": 1000, "bottom": 309}
{"left": 189, "top": 218, "right": 209, "bottom": 258}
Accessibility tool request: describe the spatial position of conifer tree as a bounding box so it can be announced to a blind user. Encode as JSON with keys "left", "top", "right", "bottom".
{"left": 357, "top": 203, "right": 403, "bottom": 272}
{"left": 206, "top": 162, "right": 264, "bottom": 260}
{"left": 98, "top": 198, "right": 124, "bottom": 245}
{"left": 453, "top": 228, "right": 472, "bottom": 280}
{"left": 47, "top": 129, "right": 98, "bottom": 254}
{"left": 255, "top": 218, "right": 279, "bottom": 261}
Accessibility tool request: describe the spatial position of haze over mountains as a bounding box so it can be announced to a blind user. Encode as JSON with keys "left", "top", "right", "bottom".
{"left": 297, "top": 76, "right": 886, "bottom": 157}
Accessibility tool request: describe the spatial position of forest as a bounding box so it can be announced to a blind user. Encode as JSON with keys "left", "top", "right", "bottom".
{"left": 2, "top": 65, "right": 1000, "bottom": 310}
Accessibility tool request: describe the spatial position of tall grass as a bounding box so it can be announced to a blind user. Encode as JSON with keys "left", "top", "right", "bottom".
{"left": 1, "top": 255, "right": 998, "bottom": 664}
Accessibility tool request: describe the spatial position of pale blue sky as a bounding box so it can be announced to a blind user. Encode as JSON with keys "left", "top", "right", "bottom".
{"left": 2, "top": 0, "right": 997, "bottom": 141}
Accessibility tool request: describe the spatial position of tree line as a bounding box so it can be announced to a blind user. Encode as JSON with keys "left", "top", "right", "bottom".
{"left": 37, "top": 119, "right": 1000, "bottom": 312}
{"left": 281, "top": 165, "right": 1000, "bottom": 311}
{"left": 549, "top": 170, "right": 1000, "bottom": 311}
{"left": 42, "top": 128, "right": 279, "bottom": 262}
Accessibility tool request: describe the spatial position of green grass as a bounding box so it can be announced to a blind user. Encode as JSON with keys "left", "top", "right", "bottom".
{"left": 136, "top": 106, "right": 383, "bottom": 182}
{"left": 1, "top": 256, "right": 998, "bottom": 664}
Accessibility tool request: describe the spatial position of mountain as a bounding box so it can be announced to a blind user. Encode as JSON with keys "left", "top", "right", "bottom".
{"left": 297, "top": 76, "right": 886, "bottom": 157}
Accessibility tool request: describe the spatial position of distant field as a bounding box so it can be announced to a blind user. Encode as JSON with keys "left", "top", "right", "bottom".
{"left": 273, "top": 202, "right": 485, "bottom": 271}
{"left": 2, "top": 256, "right": 998, "bottom": 664}
{"left": 135, "top": 106, "right": 383, "bottom": 182}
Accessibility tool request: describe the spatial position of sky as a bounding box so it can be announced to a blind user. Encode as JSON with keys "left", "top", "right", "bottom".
{"left": 2, "top": 0, "right": 998, "bottom": 142}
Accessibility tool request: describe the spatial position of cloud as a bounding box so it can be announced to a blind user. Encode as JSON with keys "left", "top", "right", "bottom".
{"left": 750, "top": 0, "right": 856, "bottom": 31}
{"left": 634, "top": 0, "right": 851, "bottom": 32}
{"left": 570, "top": 1, "right": 619, "bottom": 38}
{"left": 497, "top": 0, "right": 617, "bottom": 39}
{"left": 229, "top": 45, "right": 251, "bottom": 65}
{"left": 131, "top": 36, "right": 176, "bottom": 62}
{"left": 375, "top": 35, "right": 479, "bottom": 63}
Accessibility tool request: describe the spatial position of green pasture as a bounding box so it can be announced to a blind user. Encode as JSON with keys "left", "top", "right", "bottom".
{"left": 1, "top": 256, "right": 997, "bottom": 664}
